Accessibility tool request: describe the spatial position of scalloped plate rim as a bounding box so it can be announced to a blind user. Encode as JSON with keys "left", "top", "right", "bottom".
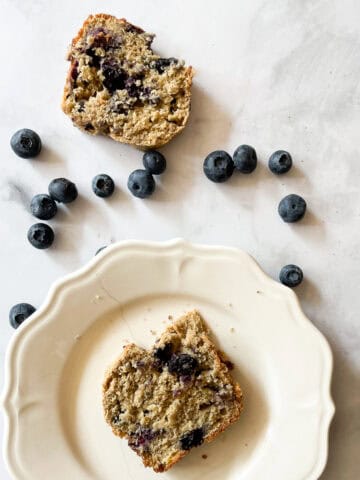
{"left": 1, "top": 238, "right": 335, "bottom": 480}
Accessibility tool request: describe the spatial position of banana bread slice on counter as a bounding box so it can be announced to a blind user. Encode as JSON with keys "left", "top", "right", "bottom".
{"left": 62, "top": 14, "right": 193, "bottom": 149}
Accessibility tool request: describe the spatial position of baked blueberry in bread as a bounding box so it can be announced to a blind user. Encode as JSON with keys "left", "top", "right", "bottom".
{"left": 62, "top": 14, "right": 193, "bottom": 149}
{"left": 102, "top": 310, "right": 243, "bottom": 472}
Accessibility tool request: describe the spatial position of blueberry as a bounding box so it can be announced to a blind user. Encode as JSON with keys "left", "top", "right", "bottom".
{"left": 9, "top": 303, "right": 36, "bottom": 329}
{"left": 10, "top": 129, "right": 42, "bottom": 158}
{"left": 128, "top": 427, "right": 158, "bottom": 450}
{"left": 143, "top": 150, "right": 166, "bottom": 175}
{"left": 48, "top": 178, "right": 78, "bottom": 203}
{"left": 92, "top": 174, "right": 115, "bottom": 198}
{"left": 30, "top": 194, "right": 57, "bottom": 220}
{"left": 70, "top": 60, "right": 79, "bottom": 81}
{"left": 27, "top": 223, "right": 54, "bottom": 249}
{"left": 95, "top": 246, "right": 107, "bottom": 255}
{"left": 233, "top": 145, "right": 257, "bottom": 173}
{"left": 168, "top": 353, "right": 198, "bottom": 376}
{"left": 203, "top": 150, "right": 234, "bottom": 183}
{"left": 268, "top": 150, "right": 292, "bottom": 174}
{"left": 278, "top": 194, "right": 306, "bottom": 222}
{"left": 179, "top": 428, "right": 204, "bottom": 450}
{"left": 125, "top": 23, "right": 145, "bottom": 34}
{"left": 86, "top": 48, "right": 101, "bottom": 68}
{"left": 279, "top": 264, "right": 303, "bottom": 287}
{"left": 154, "top": 343, "right": 173, "bottom": 363}
{"left": 127, "top": 169, "right": 155, "bottom": 198}
{"left": 152, "top": 58, "right": 178, "bottom": 74}
{"left": 102, "top": 60, "right": 127, "bottom": 93}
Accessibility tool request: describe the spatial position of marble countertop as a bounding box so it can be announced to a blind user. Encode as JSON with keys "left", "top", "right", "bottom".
{"left": 0, "top": 0, "right": 359, "bottom": 478}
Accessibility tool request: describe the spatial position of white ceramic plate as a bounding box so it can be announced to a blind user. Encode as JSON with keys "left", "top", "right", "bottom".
{"left": 2, "top": 239, "right": 334, "bottom": 480}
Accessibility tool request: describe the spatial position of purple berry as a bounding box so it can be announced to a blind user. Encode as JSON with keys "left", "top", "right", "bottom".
{"left": 168, "top": 353, "right": 198, "bottom": 376}
{"left": 30, "top": 194, "right": 57, "bottom": 220}
{"left": 10, "top": 129, "right": 42, "bottom": 159}
{"left": 27, "top": 223, "right": 54, "bottom": 249}
{"left": 102, "top": 60, "right": 127, "bottom": 93}
{"left": 154, "top": 343, "right": 173, "bottom": 363}
{"left": 9, "top": 303, "right": 36, "bottom": 329}
{"left": 180, "top": 428, "right": 204, "bottom": 450}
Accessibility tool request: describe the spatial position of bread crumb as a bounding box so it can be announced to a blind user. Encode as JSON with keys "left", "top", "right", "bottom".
{"left": 150, "top": 330, "right": 157, "bottom": 336}
{"left": 91, "top": 294, "right": 103, "bottom": 304}
{"left": 74, "top": 334, "right": 81, "bottom": 341}
{"left": 202, "top": 454, "right": 208, "bottom": 459}
{"left": 168, "top": 315, "right": 173, "bottom": 320}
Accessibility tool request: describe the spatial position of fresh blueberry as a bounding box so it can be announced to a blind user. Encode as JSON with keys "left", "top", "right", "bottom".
{"left": 279, "top": 264, "right": 303, "bottom": 287}
{"left": 48, "top": 178, "right": 78, "bottom": 203}
{"left": 179, "top": 428, "right": 204, "bottom": 450}
{"left": 95, "top": 246, "right": 107, "bottom": 255}
{"left": 268, "top": 150, "right": 292, "bottom": 174}
{"left": 127, "top": 169, "right": 155, "bottom": 198}
{"left": 233, "top": 145, "right": 257, "bottom": 173}
{"left": 92, "top": 174, "right": 115, "bottom": 198}
{"left": 27, "top": 223, "right": 54, "bottom": 249}
{"left": 143, "top": 150, "right": 166, "bottom": 175}
{"left": 278, "top": 194, "right": 306, "bottom": 222}
{"left": 30, "top": 194, "right": 57, "bottom": 220}
{"left": 9, "top": 303, "right": 36, "bottom": 329}
{"left": 168, "top": 353, "right": 198, "bottom": 376}
{"left": 10, "top": 129, "right": 42, "bottom": 158}
{"left": 203, "top": 150, "right": 234, "bottom": 183}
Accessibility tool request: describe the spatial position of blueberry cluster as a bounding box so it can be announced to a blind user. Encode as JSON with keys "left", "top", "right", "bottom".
{"left": 203, "top": 145, "right": 305, "bottom": 287}
{"left": 8, "top": 130, "right": 169, "bottom": 327}
{"left": 27, "top": 174, "right": 117, "bottom": 250}
{"left": 8, "top": 129, "right": 305, "bottom": 330}
{"left": 27, "top": 178, "right": 78, "bottom": 250}
{"left": 153, "top": 344, "right": 199, "bottom": 377}
{"left": 203, "top": 144, "right": 257, "bottom": 183}
{"left": 11, "top": 129, "right": 118, "bottom": 253}
{"left": 128, "top": 150, "right": 166, "bottom": 198}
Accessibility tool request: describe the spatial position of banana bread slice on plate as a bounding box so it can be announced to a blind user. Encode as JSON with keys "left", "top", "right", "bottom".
{"left": 62, "top": 14, "right": 193, "bottom": 149}
{"left": 102, "top": 310, "right": 243, "bottom": 472}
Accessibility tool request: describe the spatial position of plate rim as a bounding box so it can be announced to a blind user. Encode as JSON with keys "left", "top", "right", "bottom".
{"left": 1, "top": 238, "right": 335, "bottom": 480}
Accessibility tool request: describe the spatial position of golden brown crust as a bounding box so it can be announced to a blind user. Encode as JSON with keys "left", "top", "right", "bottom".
{"left": 70, "top": 15, "right": 145, "bottom": 47}
{"left": 62, "top": 14, "right": 193, "bottom": 149}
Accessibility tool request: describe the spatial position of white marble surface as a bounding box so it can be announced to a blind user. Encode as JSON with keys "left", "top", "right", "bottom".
{"left": 0, "top": 0, "right": 359, "bottom": 478}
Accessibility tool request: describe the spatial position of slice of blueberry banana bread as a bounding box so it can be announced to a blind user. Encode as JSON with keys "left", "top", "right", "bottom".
{"left": 62, "top": 14, "right": 193, "bottom": 149}
{"left": 102, "top": 310, "right": 243, "bottom": 472}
